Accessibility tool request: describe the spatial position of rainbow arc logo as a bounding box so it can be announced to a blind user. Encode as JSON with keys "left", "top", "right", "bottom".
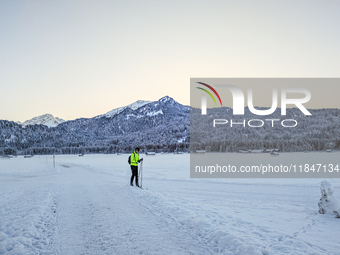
{"left": 196, "top": 82, "right": 223, "bottom": 106}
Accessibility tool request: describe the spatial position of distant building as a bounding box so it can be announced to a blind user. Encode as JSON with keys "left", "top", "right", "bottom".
{"left": 195, "top": 150, "right": 206, "bottom": 154}
{"left": 146, "top": 152, "right": 156, "bottom": 155}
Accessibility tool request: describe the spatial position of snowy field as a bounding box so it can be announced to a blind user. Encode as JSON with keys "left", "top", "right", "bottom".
{"left": 0, "top": 153, "right": 340, "bottom": 255}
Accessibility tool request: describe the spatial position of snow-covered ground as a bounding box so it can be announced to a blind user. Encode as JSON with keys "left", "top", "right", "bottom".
{"left": 0, "top": 153, "right": 340, "bottom": 255}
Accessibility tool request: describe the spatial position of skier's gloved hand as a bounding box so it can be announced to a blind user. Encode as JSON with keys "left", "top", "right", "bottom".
{"left": 139, "top": 158, "right": 143, "bottom": 162}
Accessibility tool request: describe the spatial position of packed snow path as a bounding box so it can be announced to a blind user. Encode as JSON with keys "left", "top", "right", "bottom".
{"left": 1, "top": 154, "right": 340, "bottom": 254}
{"left": 57, "top": 164, "right": 207, "bottom": 254}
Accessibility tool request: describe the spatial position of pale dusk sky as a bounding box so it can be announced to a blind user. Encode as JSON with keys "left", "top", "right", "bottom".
{"left": 1, "top": 0, "right": 340, "bottom": 122}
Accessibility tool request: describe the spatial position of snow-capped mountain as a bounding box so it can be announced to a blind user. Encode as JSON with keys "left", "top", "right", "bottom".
{"left": 0, "top": 96, "right": 190, "bottom": 153}
{"left": 2, "top": 95, "right": 340, "bottom": 154}
{"left": 97, "top": 100, "right": 151, "bottom": 118}
{"left": 21, "top": 114, "right": 65, "bottom": 128}
{"left": 55, "top": 95, "right": 190, "bottom": 148}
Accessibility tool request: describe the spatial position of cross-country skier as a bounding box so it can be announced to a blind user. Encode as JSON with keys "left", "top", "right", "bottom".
{"left": 130, "top": 147, "right": 143, "bottom": 187}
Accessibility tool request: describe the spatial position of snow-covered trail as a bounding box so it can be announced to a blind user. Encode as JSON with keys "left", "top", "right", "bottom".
{"left": 0, "top": 157, "right": 209, "bottom": 254}
{"left": 56, "top": 163, "right": 207, "bottom": 255}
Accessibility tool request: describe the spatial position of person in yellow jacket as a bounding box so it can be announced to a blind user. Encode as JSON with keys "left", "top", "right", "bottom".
{"left": 130, "top": 147, "right": 143, "bottom": 187}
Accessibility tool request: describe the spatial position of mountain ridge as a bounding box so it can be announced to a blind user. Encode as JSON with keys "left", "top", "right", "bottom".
{"left": 95, "top": 100, "right": 152, "bottom": 119}
{"left": 14, "top": 98, "right": 170, "bottom": 127}
{"left": 0, "top": 96, "right": 190, "bottom": 154}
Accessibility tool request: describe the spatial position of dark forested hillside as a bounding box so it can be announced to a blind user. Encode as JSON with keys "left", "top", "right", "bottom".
{"left": 190, "top": 107, "right": 340, "bottom": 152}
{"left": 0, "top": 96, "right": 190, "bottom": 155}
{"left": 1, "top": 97, "right": 339, "bottom": 155}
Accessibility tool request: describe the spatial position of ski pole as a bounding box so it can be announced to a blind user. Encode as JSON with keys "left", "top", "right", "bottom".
{"left": 138, "top": 165, "right": 140, "bottom": 185}
{"left": 140, "top": 161, "right": 143, "bottom": 188}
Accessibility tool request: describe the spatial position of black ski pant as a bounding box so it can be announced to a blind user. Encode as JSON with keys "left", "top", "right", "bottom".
{"left": 130, "top": 165, "right": 138, "bottom": 185}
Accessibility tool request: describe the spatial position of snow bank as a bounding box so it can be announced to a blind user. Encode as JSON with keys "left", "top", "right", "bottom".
{"left": 0, "top": 185, "right": 59, "bottom": 254}
{"left": 318, "top": 180, "right": 340, "bottom": 218}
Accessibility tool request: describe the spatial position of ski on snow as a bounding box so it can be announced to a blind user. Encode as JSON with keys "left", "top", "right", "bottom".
{"left": 127, "top": 185, "right": 147, "bottom": 190}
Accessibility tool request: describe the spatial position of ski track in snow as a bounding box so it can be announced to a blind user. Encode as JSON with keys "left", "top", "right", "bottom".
{"left": 57, "top": 165, "right": 207, "bottom": 254}
{"left": 0, "top": 154, "right": 340, "bottom": 254}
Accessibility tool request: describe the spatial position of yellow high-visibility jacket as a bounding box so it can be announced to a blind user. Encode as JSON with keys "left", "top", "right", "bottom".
{"left": 130, "top": 151, "right": 140, "bottom": 166}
